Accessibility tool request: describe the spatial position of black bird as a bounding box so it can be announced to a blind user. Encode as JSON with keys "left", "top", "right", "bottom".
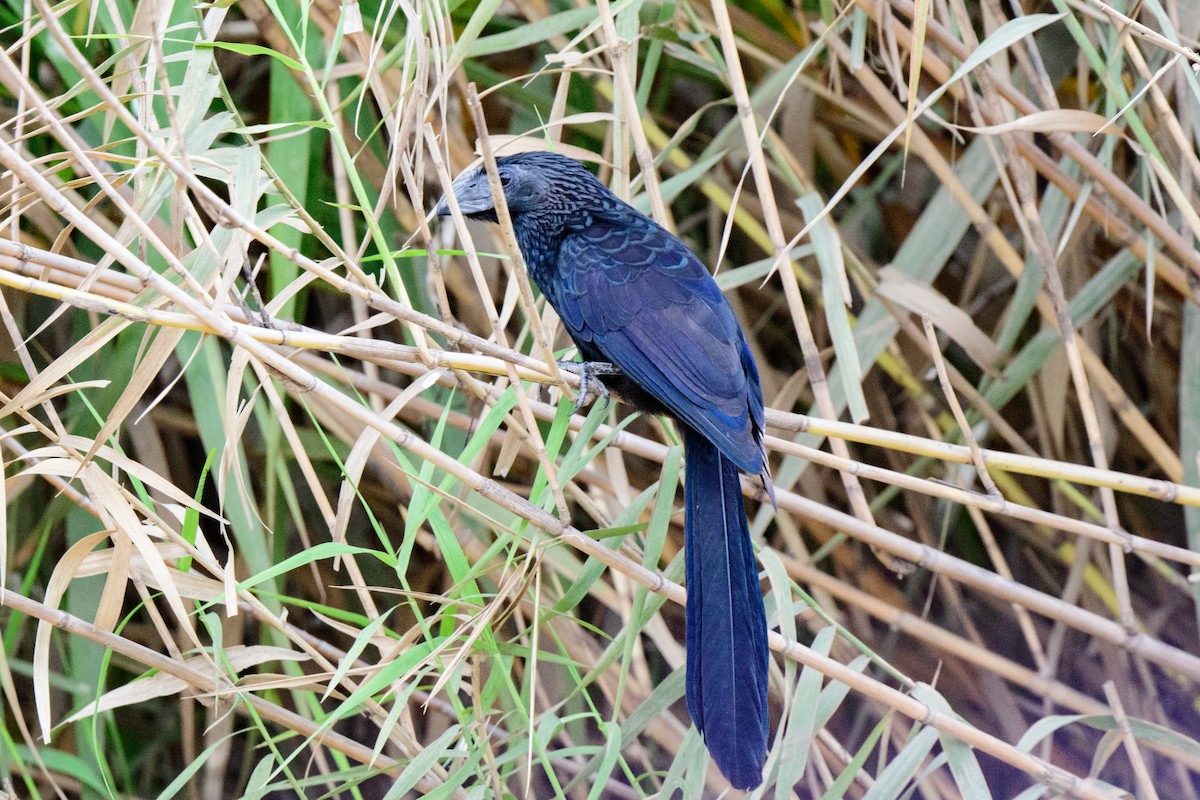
{"left": 437, "top": 151, "right": 772, "bottom": 789}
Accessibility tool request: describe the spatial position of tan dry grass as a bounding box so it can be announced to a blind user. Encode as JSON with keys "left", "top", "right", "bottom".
{"left": 2, "top": 0, "right": 1200, "bottom": 798}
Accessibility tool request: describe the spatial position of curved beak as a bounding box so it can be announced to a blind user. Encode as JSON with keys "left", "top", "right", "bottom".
{"left": 435, "top": 171, "right": 496, "bottom": 217}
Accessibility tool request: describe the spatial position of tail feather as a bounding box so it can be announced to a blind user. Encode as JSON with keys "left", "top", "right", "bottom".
{"left": 683, "top": 427, "right": 769, "bottom": 790}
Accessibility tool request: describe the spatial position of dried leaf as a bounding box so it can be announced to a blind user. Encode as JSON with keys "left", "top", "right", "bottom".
{"left": 876, "top": 266, "right": 1003, "bottom": 372}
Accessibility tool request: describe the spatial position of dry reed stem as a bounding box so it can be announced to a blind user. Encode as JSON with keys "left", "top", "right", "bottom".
{"left": 880, "top": 0, "right": 1200, "bottom": 281}
{"left": 5, "top": 0, "right": 1199, "bottom": 795}
{"left": 9, "top": 224, "right": 1200, "bottom": 724}
{"left": 2, "top": 437, "right": 1130, "bottom": 799}
{"left": 0, "top": 233, "right": 1158, "bottom": 797}
{"left": 922, "top": 314, "right": 1002, "bottom": 499}
{"left": 0, "top": 590, "right": 448, "bottom": 791}
{"left": 946, "top": 0, "right": 1135, "bottom": 634}
{"left": 424, "top": 115, "right": 571, "bottom": 523}
{"left": 824, "top": 25, "right": 1183, "bottom": 487}
{"left": 1103, "top": 681, "right": 1161, "bottom": 800}
{"left": 9, "top": 244, "right": 1200, "bottom": 523}
{"left": 707, "top": 0, "right": 890, "bottom": 576}
{"left": 594, "top": 0, "right": 668, "bottom": 223}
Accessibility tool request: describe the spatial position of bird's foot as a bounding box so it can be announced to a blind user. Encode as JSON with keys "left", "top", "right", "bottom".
{"left": 557, "top": 360, "right": 622, "bottom": 414}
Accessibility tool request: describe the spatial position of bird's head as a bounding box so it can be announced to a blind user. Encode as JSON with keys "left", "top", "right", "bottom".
{"left": 435, "top": 151, "right": 607, "bottom": 226}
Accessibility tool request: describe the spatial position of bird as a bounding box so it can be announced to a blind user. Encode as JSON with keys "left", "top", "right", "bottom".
{"left": 437, "top": 151, "right": 772, "bottom": 790}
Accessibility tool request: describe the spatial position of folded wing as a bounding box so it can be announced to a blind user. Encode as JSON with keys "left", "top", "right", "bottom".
{"left": 557, "top": 215, "right": 764, "bottom": 474}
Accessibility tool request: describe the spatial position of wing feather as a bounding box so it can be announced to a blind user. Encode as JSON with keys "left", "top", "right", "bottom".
{"left": 557, "top": 216, "right": 763, "bottom": 471}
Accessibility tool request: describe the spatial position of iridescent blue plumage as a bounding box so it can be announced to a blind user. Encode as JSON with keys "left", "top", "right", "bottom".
{"left": 438, "top": 151, "right": 772, "bottom": 789}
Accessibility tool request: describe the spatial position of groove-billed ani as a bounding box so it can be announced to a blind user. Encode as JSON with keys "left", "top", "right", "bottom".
{"left": 437, "top": 151, "right": 772, "bottom": 789}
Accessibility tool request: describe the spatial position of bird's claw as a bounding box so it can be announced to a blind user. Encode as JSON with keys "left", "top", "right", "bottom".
{"left": 573, "top": 377, "right": 607, "bottom": 415}
{"left": 557, "top": 360, "right": 621, "bottom": 414}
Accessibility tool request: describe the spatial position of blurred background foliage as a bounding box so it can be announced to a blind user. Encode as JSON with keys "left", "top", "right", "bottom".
{"left": 2, "top": 0, "right": 1200, "bottom": 797}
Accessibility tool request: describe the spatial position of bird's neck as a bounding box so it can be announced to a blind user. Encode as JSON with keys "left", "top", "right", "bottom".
{"left": 512, "top": 213, "right": 567, "bottom": 293}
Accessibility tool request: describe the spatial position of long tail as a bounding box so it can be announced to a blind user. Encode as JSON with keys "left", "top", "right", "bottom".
{"left": 682, "top": 426, "right": 770, "bottom": 790}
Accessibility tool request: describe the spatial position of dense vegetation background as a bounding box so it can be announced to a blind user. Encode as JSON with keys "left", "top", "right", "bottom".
{"left": 1, "top": 0, "right": 1199, "bottom": 797}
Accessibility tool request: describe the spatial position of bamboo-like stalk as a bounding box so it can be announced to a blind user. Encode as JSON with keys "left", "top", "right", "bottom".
{"left": 707, "top": 0, "right": 887, "bottom": 567}
{"left": 0, "top": 591, "right": 442, "bottom": 789}
{"left": 426, "top": 109, "right": 570, "bottom": 522}
{"left": 0, "top": 154, "right": 1162, "bottom": 791}
{"left": 6, "top": 242, "right": 1200, "bottom": 515}
{"left": 823, "top": 25, "right": 1184, "bottom": 484}
{"left": 6, "top": 0, "right": 1200, "bottom": 796}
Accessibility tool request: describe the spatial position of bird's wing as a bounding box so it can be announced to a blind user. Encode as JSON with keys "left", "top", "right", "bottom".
{"left": 557, "top": 214, "right": 762, "bottom": 472}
